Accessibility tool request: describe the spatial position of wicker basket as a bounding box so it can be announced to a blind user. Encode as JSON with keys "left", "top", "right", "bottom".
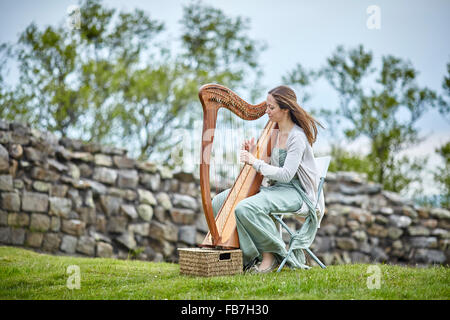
{"left": 178, "top": 248, "right": 243, "bottom": 277}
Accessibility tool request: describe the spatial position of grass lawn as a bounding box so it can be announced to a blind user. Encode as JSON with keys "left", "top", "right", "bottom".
{"left": 0, "top": 246, "right": 448, "bottom": 300}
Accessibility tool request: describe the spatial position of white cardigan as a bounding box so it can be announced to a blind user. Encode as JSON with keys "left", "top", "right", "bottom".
{"left": 252, "top": 124, "right": 325, "bottom": 227}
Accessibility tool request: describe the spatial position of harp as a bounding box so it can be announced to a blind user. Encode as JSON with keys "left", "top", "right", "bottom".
{"left": 199, "top": 84, "right": 278, "bottom": 249}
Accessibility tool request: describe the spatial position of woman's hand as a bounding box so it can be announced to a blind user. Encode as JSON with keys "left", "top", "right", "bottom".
{"left": 240, "top": 137, "right": 257, "bottom": 165}
{"left": 240, "top": 149, "right": 257, "bottom": 165}
{"left": 241, "top": 137, "right": 256, "bottom": 152}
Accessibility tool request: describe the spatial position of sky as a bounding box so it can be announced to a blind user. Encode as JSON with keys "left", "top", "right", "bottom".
{"left": 0, "top": 0, "right": 449, "bottom": 195}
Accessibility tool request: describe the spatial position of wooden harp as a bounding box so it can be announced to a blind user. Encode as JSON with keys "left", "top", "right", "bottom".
{"left": 198, "top": 84, "right": 278, "bottom": 249}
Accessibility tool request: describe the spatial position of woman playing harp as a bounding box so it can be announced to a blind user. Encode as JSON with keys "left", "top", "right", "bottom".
{"left": 211, "top": 85, "right": 324, "bottom": 273}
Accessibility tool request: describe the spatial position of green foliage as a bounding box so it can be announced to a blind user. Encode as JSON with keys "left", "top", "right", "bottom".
{"left": 285, "top": 45, "right": 442, "bottom": 194}
{"left": 282, "top": 64, "right": 318, "bottom": 104}
{"left": 0, "top": 0, "right": 266, "bottom": 162}
{"left": 438, "top": 62, "right": 450, "bottom": 121}
{"left": 433, "top": 142, "right": 450, "bottom": 208}
{"left": 1, "top": 0, "right": 165, "bottom": 143}
{"left": 180, "top": 0, "right": 266, "bottom": 96}
{"left": 327, "top": 145, "right": 373, "bottom": 174}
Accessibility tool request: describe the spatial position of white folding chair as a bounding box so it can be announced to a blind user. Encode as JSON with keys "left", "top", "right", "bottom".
{"left": 270, "top": 156, "right": 331, "bottom": 271}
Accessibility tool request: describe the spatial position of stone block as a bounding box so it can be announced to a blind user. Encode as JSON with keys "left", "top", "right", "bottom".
{"left": 96, "top": 242, "right": 113, "bottom": 258}
{"left": 388, "top": 215, "right": 412, "bottom": 228}
{"left": 93, "top": 167, "right": 117, "bottom": 185}
{"left": 140, "top": 173, "right": 160, "bottom": 191}
{"left": 414, "top": 249, "right": 446, "bottom": 264}
{"left": 9, "top": 144, "right": 23, "bottom": 159}
{"left": 32, "top": 181, "right": 51, "bottom": 192}
{"left": 115, "top": 232, "right": 136, "bottom": 250}
{"left": 195, "top": 215, "right": 209, "bottom": 234}
{"left": 24, "top": 147, "right": 43, "bottom": 162}
{"left": 170, "top": 208, "right": 196, "bottom": 224}
{"left": 11, "top": 228, "right": 25, "bottom": 245}
{"left": 370, "top": 247, "right": 388, "bottom": 262}
{"left": 0, "top": 174, "right": 13, "bottom": 191}
{"left": 47, "top": 159, "right": 68, "bottom": 173}
{"left": 409, "top": 237, "right": 438, "bottom": 249}
{"left": 30, "top": 167, "right": 60, "bottom": 182}
{"left": 61, "top": 219, "right": 86, "bottom": 236}
{"left": 149, "top": 220, "right": 178, "bottom": 242}
{"left": 128, "top": 223, "right": 150, "bottom": 236}
{"left": 7, "top": 213, "right": 30, "bottom": 227}
{"left": 351, "top": 230, "right": 367, "bottom": 242}
{"left": 137, "top": 204, "right": 153, "bottom": 222}
{"left": 76, "top": 207, "right": 96, "bottom": 225}
{"left": 25, "top": 231, "right": 43, "bottom": 248}
{"left": 22, "top": 192, "right": 48, "bottom": 212}
{"left": 387, "top": 227, "right": 403, "bottom": 240}
{"left": 367, "top": 224, "right": 388, "bottom": 237}
{"left": 0, "top": 227, "right": 11, "bottom": 244}
{"left": 117, "top": 169, "right": 139, "bottom": 188}
{"left": 407, "top": 226, "right": 430, "bottom": 236}
{"left": 113, "top": 156, "right": 135, "bottom": 169}
{"left": 30, "top": 213, "right": 50, "bottom": 232}
{"left": 49, "top": 197, "right": 72, "bottom": 218}
{"left": 50, "top": 184, "right": 69, "bottom": 197}
{"left": 336, "top": 237, "right": 358, "bottom": 250}
{"left": 76, "top": 236, "right": 96, "bottom": 256}
{"left": 136, "top": 161, "right": 158, "bottom": 173}
{"left": 106, "top": 216, "right": 127, "bottom": 233}
{"left": 171, "top": 194, "right": 198, "bottom": 210}
{"left": 120, "top": 204, "right": 138, "bottom": 220}
{"left": 1, "top": 192, "right": 20, "bottom": 211}
{"left": 178, "top": 225, "right": 196, "bottom": 245}
{"left": 429, "top": 208, "right": 450, "bottom": 219}
{"left": 60, "top": 235, "right": 78, "bottom": 253}
{"left": 156, "top": 192, "right": 172, "bottom": 211}
{"left": 0, "top": 210, "right": 7, "bottom": 226}
{"left": 50, "top": 216, "right": 61, "bottom": 232}
{"left": 311, "top": 236, "right": 335, "bottom": 252}
{"left": 99, "top": 195, "right": 122, "bottom": 216}
{"left": 42, "top": 233, "right": 61, "bottom": 252}
{"left": 0, "top": 144, "right": 9, "bottom": 172}
{"left": 138, "top": 189, "right": 157, "bottom": 206}
{"left": 94, "top": 154, "right": 113, "bottom": 167}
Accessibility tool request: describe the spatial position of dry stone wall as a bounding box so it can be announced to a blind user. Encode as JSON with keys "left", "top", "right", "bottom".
{"left": 0, "top": 120, "right": 449, "bottom": 266}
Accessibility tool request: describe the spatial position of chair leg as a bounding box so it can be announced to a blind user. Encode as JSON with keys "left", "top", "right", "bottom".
{"left": 277, "top": 248, "right": 292, "bottom": 272}
{"left": 271, "top": 214, "right": 327, "bottom": 271}
{"left": 305, "top": 248, "right": 326, "bottom": 269}
{"left": 272, "top": 215, "right": 294, "bottom": 237}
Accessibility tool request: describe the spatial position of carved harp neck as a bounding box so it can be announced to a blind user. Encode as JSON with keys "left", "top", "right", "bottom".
{"left": 199, "top": 84, "right": 266, "bottom": 246}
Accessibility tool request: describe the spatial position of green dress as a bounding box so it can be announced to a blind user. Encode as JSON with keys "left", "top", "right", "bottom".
{"left": 212, "top": 147, "right": 319, "bottom": 270}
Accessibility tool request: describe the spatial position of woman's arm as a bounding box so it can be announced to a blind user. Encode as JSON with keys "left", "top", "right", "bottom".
{"left": 252, "top": 133, "right": 306, "bottom": 183}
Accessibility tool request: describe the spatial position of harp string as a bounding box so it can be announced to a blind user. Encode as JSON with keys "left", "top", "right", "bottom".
{"left": 212, "top": 108, "right": 263, "bottom": 235}
{"left": 211, "top": 108, "right": 244, "bottom": 196}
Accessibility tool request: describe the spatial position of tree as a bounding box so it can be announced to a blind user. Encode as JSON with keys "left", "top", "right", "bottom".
{"left": 438, "top": 62, "right": 450, "bottom": 122}
{"left": 179, "top": 0, "right": 266, "bottom": 101}
{"left": 118, "top": 0, "right": 267, "bottom": 164}
{"left": 432, "top": 64, "right": 450, "bottom": 208}
{"left": 282, "top": 63, "right": 317, "bottom": 105}
{"left": 434, "top": 142, "right": 450, "bottom": 208}
{"left": 1, "top": 0, "right": 164, "bottom": 143}
{"left": 0, "top": 0, "right": 266, "bottom": 164}
{"left": 284, "top": 44, "right": 441, "bottom": 194}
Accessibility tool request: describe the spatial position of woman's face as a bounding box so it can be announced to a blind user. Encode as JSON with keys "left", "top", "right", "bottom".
{"left": 266, "top": 94, "right": 289, "bottom": 123}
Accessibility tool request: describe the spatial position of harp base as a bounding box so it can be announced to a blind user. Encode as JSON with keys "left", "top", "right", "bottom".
{"left": 199, "top": 230, "right": 240, "bottom": 250}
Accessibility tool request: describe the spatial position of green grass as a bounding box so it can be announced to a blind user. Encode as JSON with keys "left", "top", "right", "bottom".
{"left": 0, "top": 246, "right": 448, "bottom": 300}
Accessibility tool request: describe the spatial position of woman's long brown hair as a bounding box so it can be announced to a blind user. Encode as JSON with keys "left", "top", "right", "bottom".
{"left": 268, "top": 85, "right": 323, "bottom": 146}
